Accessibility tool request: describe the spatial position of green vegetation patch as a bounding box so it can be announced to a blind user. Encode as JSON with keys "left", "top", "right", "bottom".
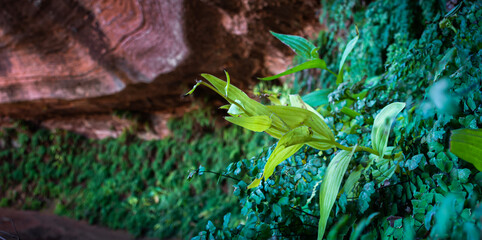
{"left": 190, "top": 0, "right": 482, "bottom": 239}
{"left": 0, "top": 110, "right": 270, "bottom": 239}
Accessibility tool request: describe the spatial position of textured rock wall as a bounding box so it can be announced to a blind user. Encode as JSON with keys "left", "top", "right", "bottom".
{"left": 0, "top": 0, "right": 322, "bottom": 138}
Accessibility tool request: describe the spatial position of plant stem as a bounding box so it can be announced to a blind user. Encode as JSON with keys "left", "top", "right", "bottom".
{"left": 333, "top": 141, "right": 401, "bottom": 159}
{"left": 327, "top": 68, "right": 337, "bottom": 76}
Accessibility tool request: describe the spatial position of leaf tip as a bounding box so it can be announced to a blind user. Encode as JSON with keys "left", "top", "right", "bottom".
{"left": 247, "top": 178, "right": 262, "bottom": 189}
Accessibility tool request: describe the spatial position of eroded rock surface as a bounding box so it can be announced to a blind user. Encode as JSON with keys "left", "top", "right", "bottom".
{"left": 0, "top": 0, "right": 322, "bottom": 138}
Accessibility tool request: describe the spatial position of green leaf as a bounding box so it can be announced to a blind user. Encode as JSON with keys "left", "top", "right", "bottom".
{"left": 433, "top": 48, "right": 456, "bottom": 81}
{"left": 340, "top": 106, "right": 362, "bottom": 118}
{"left": 405, "top": 154, "right": 425, "bottom": 171}
{"left": 318, "top": 148, "right": 356, "bottom": 240}
{"left": 259, "top": 59, "right": 328, "bottom": 81}
{"left": 340, "top": 164, "right": 365, "bottom": 198}
{"left": 270, "top": 31, "right": 318, "bottom": 59}
{"left": 225, "top": 115, "right": 272, "bottom": 132}
{"left": 206, "top": 220, "right": 216, "bottom": 233}
{"left": 248, "top": 126, "right": 313, "bottom": 189}
{"left": 457, "top": 169, "right": 471, "bottom": 183}
{"left": 289, "top": 94, "right": 326, "bottom": 121}
{"left": 337, "top": 28, "right": 359, "bottom": 84}
{"left": 350, "top": 212, "right": 379, "bottom": 240}
{"left": 263, "top": 127, "right": 312, "bottom": 176}
{"left": 227, "top": 102, "right": 245, "bottom": 116}
{"left": 185, "top": 80, "right": 203, "bottom": 95}
{"left": 201, "top": 74, "right": 271, "bottom": 117}
{"left": 326, "top": 215, "right": 352, "bottom": 240}
{"left": 301, "top": 89, "right": 333, "bottom": 107}
{"left": 272, "top": 204, "right": 282, "bottom": 217}
{"left": 371, "top": 102, "right": 406, "bottom": 157}
{"left": 444, "top": 0, "right": 463, "bottom": 18}
{"left": 370, "top": 147, "right": 402, "bottom": 185}
{"left": 267, "top": 105, "right": 335, "bottom": 147}
{"left": 450, "top": 128, "right": 482, "bottom": 171}
{"left": 247, "top": 178, "right": 262, "bottom": 189}
{"left": 224, "top": 70, "right": 230, "bottom": 96}
{"left": 434, "top": 152, "right": 453, "bottom": 172}
{"left": 223, "top": 213, "right": 231, "bottom": 229}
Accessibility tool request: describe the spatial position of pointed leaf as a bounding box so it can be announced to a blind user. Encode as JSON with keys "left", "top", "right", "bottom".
{"left": 201, "top": 74, "right": 270, "bottom": 116}
{"left": 270, "top": 31, "right": 318, "bottom": 59}
{"left": 349, "top": 212, "right": 379, "bottom": 240}
{"left": 227, "top": 103, "right": 245, "bottom": 116}
{"left": 289, "top": 94, "right": 326, "bottom": 121}
{"left": 337, "top": 28, "right": 359, "bottom": 84}
{"left": 340, "top": 164, "right": 364, "bottom": 198}
{"left": 219, "top": 104, "right": 231, "bottom": 110}
{"left": 247, "top": 178, "right": 262, "bottom": 189}
{"left": 434, "top": 48, "right": 456, "bottom": 81}
{"left": 224, "top": 70, "right": 231, "bottom": 96}
{"left": 185, "top": 80, "right": 202, "bottom": 95}
{"left": 263, "top": 126, "right": 314, "bottom": 179}
{"left": 249, "top": 126, "right": 315, "bottom": 189}
{"left": 450, "top": 129, "right": 482, "bottom": 171}
{"left": 225, "top": 115, "right": 272, "bottom": 132}
{"left": 371, "top": 102, "right": 405, "bottom": 157}
{"left": 259, "top": 59, "right": 328, "bottom": 81}
{"left": 318, "top": 148, "right": 356, "bottom": 239}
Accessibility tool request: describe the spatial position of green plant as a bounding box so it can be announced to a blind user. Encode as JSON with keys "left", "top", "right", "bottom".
{"left": 189, "top": 1, "right": 482, "bottom": 239}
{"left": 0, "top": 109, "right": 271, "bottom": 239}
{"left": 187, "top": 30, "right": 409, "bottom": 238}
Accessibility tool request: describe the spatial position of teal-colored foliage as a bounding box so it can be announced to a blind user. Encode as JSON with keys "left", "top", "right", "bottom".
{"left": 0, "top": 109, "right": 270, "bottom": 239}
{"left": 193, "top": 0, "right": 482, "bottom": 239}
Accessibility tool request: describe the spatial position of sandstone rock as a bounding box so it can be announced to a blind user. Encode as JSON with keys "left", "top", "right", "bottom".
{"left": 0, "top": 0, "right": 322, "bottom": 138}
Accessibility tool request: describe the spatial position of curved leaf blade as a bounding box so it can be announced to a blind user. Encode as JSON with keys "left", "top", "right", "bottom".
{"left": 340, "top": 164, "right": 364, "bottom": 198}
{"left": 450, "top": 128, "right": 482, "bottom": 171}
{"left": 337, "top": 28, "right": 359, "bottom": 84}
{"left": 318, "top": 148, "right": 356, "bottom": 239}
{"left": 263, "top": 126, "right": 314, "bottom": 179}
{"left": 270, "top": 31, "right": 317, "bottom": 59}
{"left": 259, "top": 59, "right": 327, "bottom": 81}
{"left": 371, "top": 102, "right": 406, "bottom": 157}
{"left": 201, "top": 73, "right": 271, "bottom": 116}
{"left": 248, "top": 126, "right": 313, "bottom": 189}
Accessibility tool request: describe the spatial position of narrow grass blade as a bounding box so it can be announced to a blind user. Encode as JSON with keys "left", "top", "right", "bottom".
{"left": 259, "top": 59, "right": 328, "bottom": 81}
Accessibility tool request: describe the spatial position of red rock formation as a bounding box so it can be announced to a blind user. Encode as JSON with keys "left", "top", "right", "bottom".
{"left": 0, "top": 0, "right": 322, "bottom": 138}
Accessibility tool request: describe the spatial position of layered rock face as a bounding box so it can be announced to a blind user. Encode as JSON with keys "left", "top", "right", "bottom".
{"left": 0, "top": 0, "right": 322, "bottom": 138}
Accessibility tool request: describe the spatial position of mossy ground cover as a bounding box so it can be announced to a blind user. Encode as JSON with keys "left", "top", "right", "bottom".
{"left": 0, "top": 110, "right": 271, "bottom": 239}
